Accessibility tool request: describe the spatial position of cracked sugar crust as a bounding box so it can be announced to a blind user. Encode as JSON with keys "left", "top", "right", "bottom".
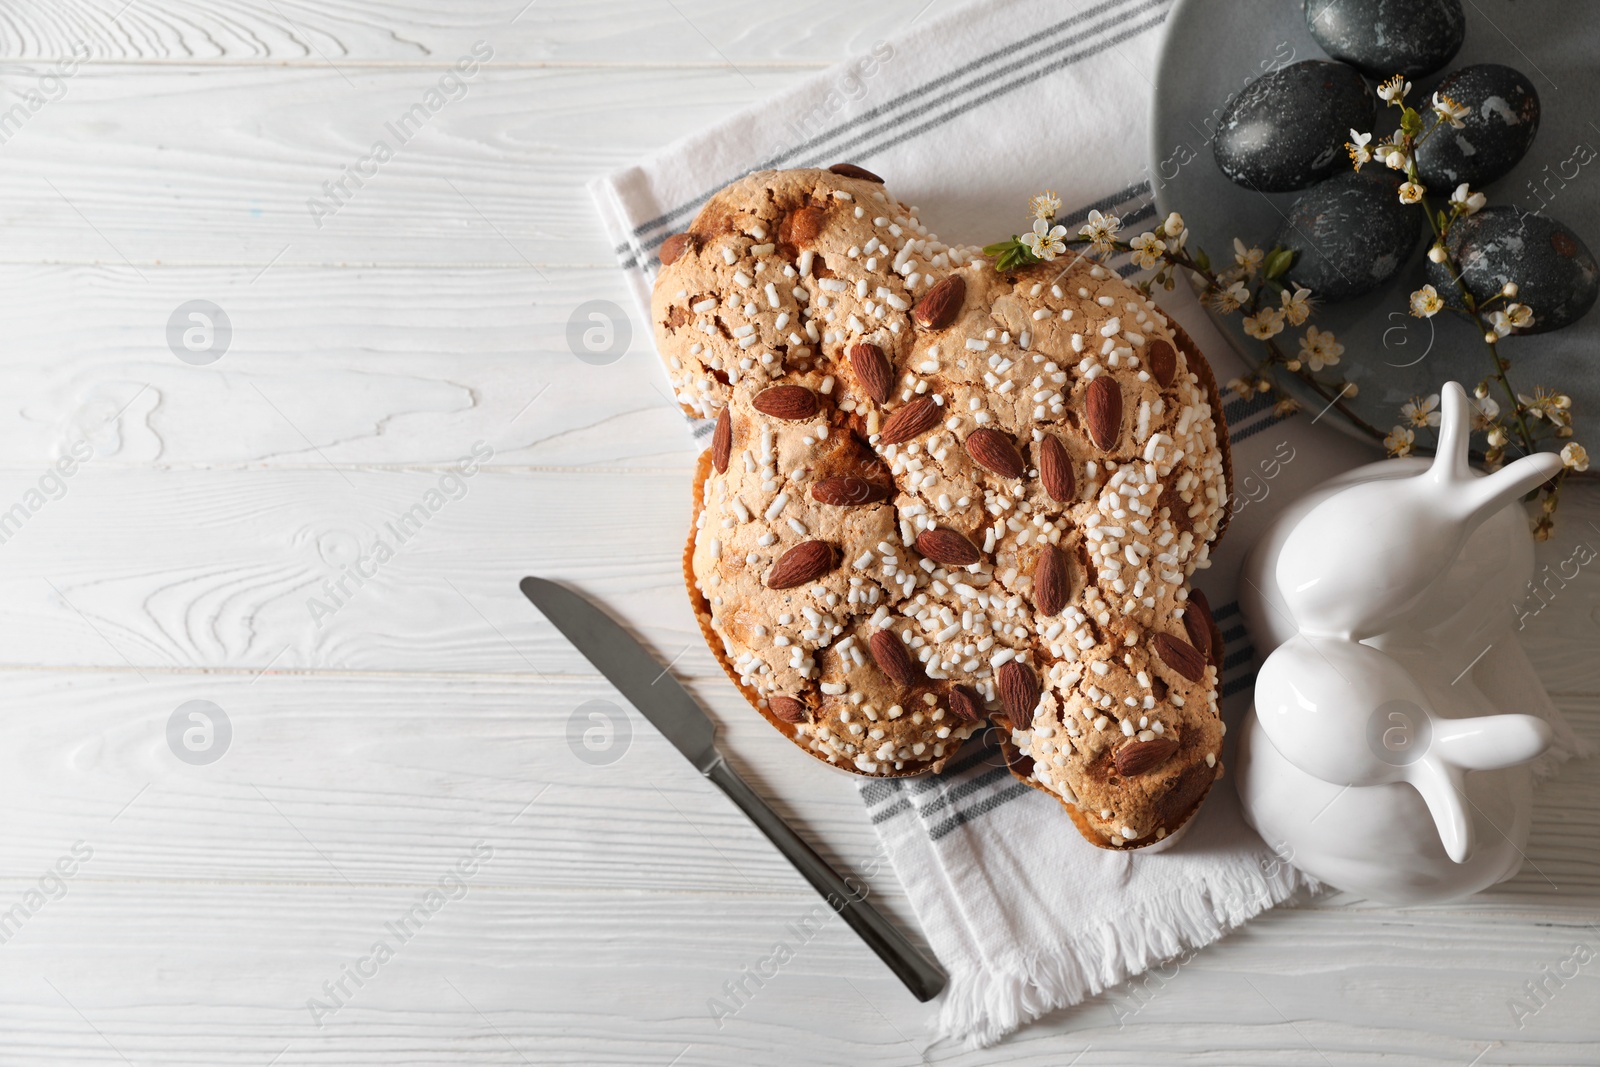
{"left": 655, "top": 168, "right": 1228, "bottom": 848}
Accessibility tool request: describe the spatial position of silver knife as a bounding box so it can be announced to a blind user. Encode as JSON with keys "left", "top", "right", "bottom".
{"left": 520, "top": 576, "right": 947, "bottom": 1002}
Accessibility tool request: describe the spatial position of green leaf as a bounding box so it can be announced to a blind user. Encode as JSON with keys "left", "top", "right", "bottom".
{"left": 986, "top": 240, "right": 1040, "bottom": 273}
{"left": 1193, "top": 247, "right": 1211, "bottom": 273}
{"left": 1399, "top": 107, "right": 1423, "bottom": 136}
{"left": 980, "top": 236, "right": 1042, "bottom": 273}
{"left": 1263, "top": 246, "right": 1296, "bottom": 280}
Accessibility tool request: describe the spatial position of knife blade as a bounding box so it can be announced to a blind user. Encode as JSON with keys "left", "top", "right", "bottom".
{"left": 520, "top": 576, "right": 947, "bottom": 1003}
{"left": 521, "top": 576, "right": 718, "bottom": 772}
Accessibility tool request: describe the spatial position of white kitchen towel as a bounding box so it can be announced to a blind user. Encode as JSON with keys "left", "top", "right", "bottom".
{"left": 588, "top": 0, "right": 1590, "bottom": 1048}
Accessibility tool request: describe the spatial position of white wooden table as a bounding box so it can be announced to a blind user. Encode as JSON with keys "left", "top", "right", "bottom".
{"left": 0, "top": 2, "right": 1595, "bottom": 1063}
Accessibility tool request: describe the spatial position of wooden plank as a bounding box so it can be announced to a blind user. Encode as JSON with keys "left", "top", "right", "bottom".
{"left": 0, "top": 63, "right": 805, "bottom": 268}
{"left": 0, "top": 666, "right": 905, "bottom": 893}
{"left": 0, "top": 885, "right": 1597, "bottom": 1064}
{"left": 0, "top": 465, "right": 703, "bottom": 672}
{"left": 0, "top": 265, "right": 697, "bottom": 470}
{"left": 0, "top": 0, "right": 938, "bottom": 64}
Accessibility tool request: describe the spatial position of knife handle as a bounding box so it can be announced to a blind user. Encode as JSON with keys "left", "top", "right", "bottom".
{"left": 704, "top": 756, "right": 947, "bottom": 1003}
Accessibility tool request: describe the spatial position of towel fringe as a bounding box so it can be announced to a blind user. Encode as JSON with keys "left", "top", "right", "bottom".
{"left": 931, "top": 853, "right": 1313, "bottom": 1049}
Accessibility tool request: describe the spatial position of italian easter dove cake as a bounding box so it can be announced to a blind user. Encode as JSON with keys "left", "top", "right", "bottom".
{"left": 651, "top": 165, "right": 1233, "bottom": 849}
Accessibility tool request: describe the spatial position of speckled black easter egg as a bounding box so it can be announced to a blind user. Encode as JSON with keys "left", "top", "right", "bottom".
{"left": 1214, "top": 60, "right": 1375, "bottom": 192}
{"left": 1304, "top": 0, "right": 1465, "bottom": 79}
{"left": 1415, "top": 64, "right": 1540, "bottom": 188}
{"left": 1273, "top": 169, "right": 1423, "bottom": 302}
{"left": 1423, "top": 207, "right": 1598, "bottom": 332}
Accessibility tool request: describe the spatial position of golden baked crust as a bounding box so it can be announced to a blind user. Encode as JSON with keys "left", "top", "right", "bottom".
{"left": 656, "top": 167, "right": 1231, "bottom": 848}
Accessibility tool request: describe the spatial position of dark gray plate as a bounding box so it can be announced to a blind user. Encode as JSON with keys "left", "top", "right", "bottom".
{"left": 1150, "top": 0, "right": 1598, "bottom": 456}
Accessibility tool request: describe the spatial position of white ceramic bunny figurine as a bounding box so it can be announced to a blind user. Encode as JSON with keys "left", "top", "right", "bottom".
{"left": 1236, "top": 382, "right": 1564, "bottom": 905}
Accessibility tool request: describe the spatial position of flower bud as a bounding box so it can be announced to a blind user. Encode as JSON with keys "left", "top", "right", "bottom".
{"left": 1501, "top": 281, "right": 1518, "bottom": 297}
{"left": 1427, "top": 243, "right": 1448, "bottom": 263}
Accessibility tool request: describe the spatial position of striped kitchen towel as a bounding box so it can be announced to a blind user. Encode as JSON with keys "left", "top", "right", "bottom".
{"left": 588, "top": 0, "right": 1585, "bottom": 1049}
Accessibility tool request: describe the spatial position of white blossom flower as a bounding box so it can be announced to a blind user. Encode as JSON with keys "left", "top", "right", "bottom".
{"left": 1487, "top": 426, "right": 1509, "bottom": 448}
{"left": 1402, "top": 393, "right": 1441, "bottom": 428}
{"left": 1377, "top": 76, "right": 1412, "bottom": 103}
{"left": 1297, "top": 325, "right": 1343, "bottom": 371}
{"left": 1233, "top": 238, "right": 1264, "bottom": 273}
{"left": 1210, "top": 280, "right": 1251, "bottom": 313}
{"left": 1226, "top": 376, "right": 1256, "bottom": 399}
{"left": 1562, "top": 442, "right": 1590, "bottom": 472}
{"left": 1432, "top": 92, "right": 1470, "bottom": 128}
{"left": 1162, "top": 211, "right": 1184, "bottom": 236}
{"left": 1450, "top": 183, "right": 1486, "bottom": 215}
{"left": 1129, "top": 231, "right": 1167, "bottom": 269}
{"left": 1077, "top": 209, "right": 1122, "bottom": 251}
{"left": 1398, "top": 181, "right": 1426, "bottom": 205}
{"left": 1385, "top": 425, "right": 1416, "bottom": 457}
{"left": 1347, "top": 129, "right": 1373, "bottom": 169}
{"left": 1242, "top": 307, "right": 1285, "bottom": 340}
{"left": 1470, "top": 394, "right": 1501, "bottom": 429}
{"left": 1409, "top": 284, "right": 1443, "bottom": 317}
{"left": 1020, "top": 217, "right": 1068, "bottom": 261}
{"left": 1519, "top": 388, "right": 1573, "bottom": 425}
{"left": 1489, "top": 309, "right": 1513, "bottom": 337}
{"left": 1029, "top": 190, "right": 1062, "bottom": 222}
{"left": 1279, "top": 286, "right": 1313, "bottom": 326}
{"left": 1380, "top": 144, "right": 1411, "bottom": 172}
{"left": 1506, "top": 302, "right": 1534, "bottom": 329}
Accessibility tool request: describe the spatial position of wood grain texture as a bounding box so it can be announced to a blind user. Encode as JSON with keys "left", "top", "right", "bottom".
{"left": 0, "top": 0, "right": 941, "bottom": 63}
{"left": 0, "top": 265, "right": 695, "bottom": 470}
{"left": 0, "top": 62, "right": 800, "bottom": 268}
{"left": 0, "top": 0, "right": 1592, "bottom": 1063}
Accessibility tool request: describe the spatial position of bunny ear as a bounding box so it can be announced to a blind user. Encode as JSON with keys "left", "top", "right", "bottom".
{"left": 1407, "top": 755, "right": 1473, "bottom": 864}
{"left": 1432, "top": 713, "right": 1552, "bottom": 771}
{"left": 1456, "top": 451, "right": 1565, "bottom": 525}
{"left": 1427, "top": 382, "right": 1473, "bottom": 488}
{"left": 1426, "top": 381, "right": 1564, "bottom": 527}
